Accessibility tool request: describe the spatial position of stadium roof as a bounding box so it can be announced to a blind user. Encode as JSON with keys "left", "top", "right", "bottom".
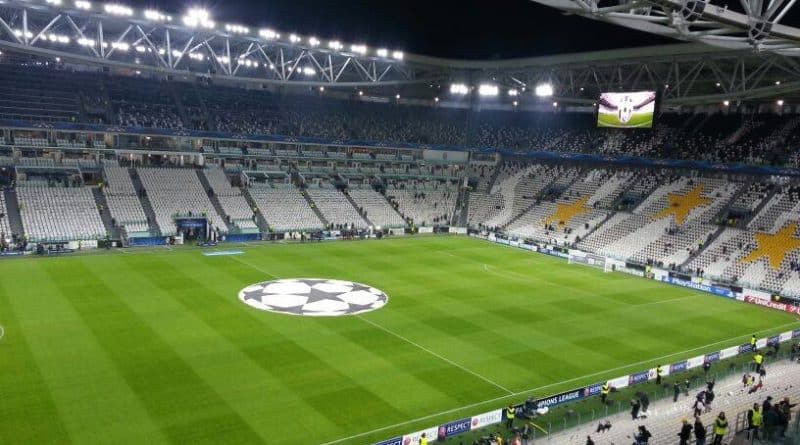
{"left": 0, "top": 0, "right": 799, "bottom": 107}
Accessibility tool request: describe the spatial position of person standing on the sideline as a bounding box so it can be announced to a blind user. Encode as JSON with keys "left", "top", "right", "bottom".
{"left": 751, "top": 334, "right": 758, "bottom": 351}
{"left": 600, "top": 382, "right": 610, "bottom": 404}
{"left": 655, "top": 365, "right": 663, "bottom": 385}
{"left": 748, "top": 402, "right": 762, "bottom": 439}
{"left": 712, "top": 412, "right": 728, "bottom": 445}
{"left": 673, "top": 381, "right": 681, "bottom": 402}
{"left": 506, "top": 404, "right": 515, "bottom": 429}
{"left": 419, "top": 432, "right": 428, "bottom": 445}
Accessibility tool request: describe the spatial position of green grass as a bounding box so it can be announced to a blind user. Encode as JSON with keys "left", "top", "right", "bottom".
{"left": 0, "top": 236, "right": 796, "bottom": 445}
{"left": 597, "top": 111, "right": 653, "bottom": 128}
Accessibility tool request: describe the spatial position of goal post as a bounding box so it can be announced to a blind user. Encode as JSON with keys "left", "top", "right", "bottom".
{"left": 567, "top": 251, "right": 611, "bottom": 272}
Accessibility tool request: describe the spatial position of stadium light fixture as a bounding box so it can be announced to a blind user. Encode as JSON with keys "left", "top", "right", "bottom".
{"left": 434, "top": 97, "right": 439, "bottom": 102}
{"left": 376, "top": 48, "right": 388, "bottom": 57}
{"left": 111, "top": 41, "right": 129, "bottom": 51}
{"left": 508, "top": 88, "right": 519, "bottom": 97}
{"left": 302, "top": 66, "right": 316, "bottom": 76}
{"left": 534, "top": 83, "right": 553, "bottom": 97}
{"left": 777, "top": 99, "right": 785, "bottom": 106}
{"left": 46, "top": 0, "right": 62, "bottom": 5}
{"left": 328, "top": 40, "right": 343, "bottom": 50}
{"left": 135, "top": 45, "right": 146, "bottom": 53}
{"left": 260, "top": 29, "right": 278, "bottom": 40}
{"left": 478, "top": 84, "right": 499, "bottom": 97}
{"left": 74, "top": 0, "right": 91, "bottom": 9}
{"left": 183, "top": 8, "right": 214, "bottom": 29}
{"left": 391, "top": 50, "right": 404, "bottom": 60}
{"left": 319, "top": 86, "right": 325, "bottom": 92}
{"left": 225, "top": 24, "right": 250, "bottom": 34}
{"left": 715, "top": 82, "right": 721, "bottom": 87}
{"left": 104, "top": 3, "right": 133, "bottom": 16}
{"left": 350, "top": 44, "right": 367, "bottom": 55}
{"left": 358, "top": 90, "right": 363, "bottom": 96}
{"left": 78, "top": 37, "right": 93, "bottom": 46}
{"left": 289, "top": 34, "right": 301, "bottom": 43}
{"left": 552, "top": 101, "right": 558, "bottom": 107}
{"left": 513, "top": 100, "right": 518, "bottom": 107}
{"left": 144, "top": 9, "right": 170, "bottom": 22}
{"left": 723, "top": 100, "right": 730, "bottom": 106}
{"left": 396, "top": 93, "right": 400, "bottom": 99}
{"left": 776, "top": 80, "right": 781, "bottom": 85}
{"left": 449, "top": 83, "right": 469, "bottom": 95}
{"left": 308, "top": 37, "right": 320, "bottom": 47}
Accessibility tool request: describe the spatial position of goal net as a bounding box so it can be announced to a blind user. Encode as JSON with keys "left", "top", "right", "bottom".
{"left": 568, "top": 251, "right": 611, "bottom": 272}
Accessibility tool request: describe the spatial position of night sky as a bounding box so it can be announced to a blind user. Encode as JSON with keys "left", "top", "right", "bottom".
{"left": 130, "top": 0, "right": 676, "bottom": 59}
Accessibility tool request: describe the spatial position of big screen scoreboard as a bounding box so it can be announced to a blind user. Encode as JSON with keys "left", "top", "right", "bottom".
{"left": 597, "top": 91, "right": 657, "bottom": 128}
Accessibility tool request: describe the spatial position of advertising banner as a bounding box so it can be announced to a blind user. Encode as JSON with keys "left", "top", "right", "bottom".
{"left": 470, "top": 410, "right": 503, "bottom": 430}
{"left": 705, "top": 351, "right": 721, "bottom": 363}
{"left": 608, "top": 375, "right": 630, "bottom": 390}
{"left": 438, "top": 418, "right": 472, "bottom": 439}
{"left": 739, "top": 343, "right": 754, "bottom": 354}
{"left": 720, "top": 346, "right": 739, "bottom": 360}
{"left": 768, "top": 335, "right": 780, "bottom": 346}
{"left": 743, "top": 295, "right": 800, "bottom": 314}
{"left": 374, "top": 438, "right": 402, "bottom": 445}
{"left": 687, "top": 355, "right": 705, "bottom": 369}
{"left": 628, "top": 371, "right": 650, "bottom": 386}
{"left": 584, "top": 383, "right": 604, "bottom": 397}
{"left": 534, "top": 388, "right": 587, "bottom": 409}
{"left": 670, "top": 361, "right": 688, "bottom": 373}
{"left": 402, "top": 427, "right": 438, "bottom": 445}
{"left": 794, "top": 329, "right": 800, "bottom": 339}
{"left": 780, "top": 331, "right": 793, "bottom": 342}
{"left": 660, "top": 276, "right": 733, "bottom": 298}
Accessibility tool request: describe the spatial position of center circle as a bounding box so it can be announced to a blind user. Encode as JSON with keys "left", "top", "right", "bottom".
{"left": 238, "top": 278, "right": 389, "bottom": 317}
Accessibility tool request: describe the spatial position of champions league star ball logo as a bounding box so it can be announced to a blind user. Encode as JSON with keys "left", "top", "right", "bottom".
{"left": 617, "top": 95, "right": 634, "bottom": 124}
{"left": 238, "top": 278, "right": 389, "bottom": 317}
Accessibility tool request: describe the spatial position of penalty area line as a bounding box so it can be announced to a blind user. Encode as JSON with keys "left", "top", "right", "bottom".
{"left": 319, "top": 319, "right": 800, "bottom": 445}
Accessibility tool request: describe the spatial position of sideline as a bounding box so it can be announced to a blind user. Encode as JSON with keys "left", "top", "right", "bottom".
{"left": 318, "top": 320, "right": 800, "bottom": 445}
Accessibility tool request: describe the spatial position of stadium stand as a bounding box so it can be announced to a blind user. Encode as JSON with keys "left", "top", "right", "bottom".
{"left": 136, "top": 167, "right": 227, "bottom": 236}
{"left": 347, "top": 188, "right": 406, "bottom": 228}
{"left": 306, "top": 187, "right": 369, "bottom": 229}
{"left": 247, "top": 185, "right": 325, "bottom": 232}
{"left": 17, "top": 183, "right": 106, "bottom": 242}
{"left": 201, "top": 167, "right": 258, "bottom": 232}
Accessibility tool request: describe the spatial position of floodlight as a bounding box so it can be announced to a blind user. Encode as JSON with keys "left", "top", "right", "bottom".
{"left": 144, "top": 9, "right": 169, "bottom": 21}
{"left": 434, "top": 97, "right": 439, "bottom": 102}
{"left": 478, "top": 84, "right": 499, "bottom": 97}
{"left": 74, "top": 0, "right": 91, "bottom": 10}
{"left": 722, "top": 100, "right": 730, "bottom": 106}
{"left": 358, "top": 90, "right": 364, "bottom": 96}
{"left": 135, "top": 45, "right": 146, "bottom": 53}
{"left": 111, "top": 42, "right": 129, "bottom": 51}
{"left": 534, "top": 83, "right": 553, "bottom": 97}
{"left": 391, "top": 50, "right": 403, "bottom": 60}
{"left": 508, "top": 89, "right": 519, "bottom": 97}
{"left": 302, "top": 66, "right": 316, "bottom": 76}
{"left": 225, "top": 24, "right": 249, "bottom": 34}
{"left": 395, "top": 94, "right": 400, "bottom": 99}
{"left": 328, "top": 40, "right": 343, "bottom": 50}
{"left": 319, "top": 86, "right": 325, "bottom": 92}
{"left": 552, "top": 101, "right": 558, "bottom": 107}
{"left": 376, "top": 48, "right": 388, "bottom": 57}
{"left": 776, "top": 80, "right": 781, "bottom": 85}
{"left": 350, "top": 44, "right": 367, "bottom": 55}
{"left": 777, "top": 99, "right": 784, "bottom": 106}
{"left": 104, "top": 4, "right": 133, "bottom": 16}
{"left": 46, "top": 0, "right": 62, "bottom": 5}
{"left": 183, "top": 8, "right": 214, "bottom": 28}
{"left": 308, "top": 37, "right": 320, "bottom": 46}
{"left": 289, "top": 34, "right": 301, "bottom": 43}
{"left": 77, "top": 37, "right": 94, "bottom": 46}
{"left": 450, "top": 83, "right": 469, "bottom": 95}
{"left": 513, "top": 101, "right": 518, "bottom": 106}
{"left": 260, "top": 29, "right": 278, "bottom": 40}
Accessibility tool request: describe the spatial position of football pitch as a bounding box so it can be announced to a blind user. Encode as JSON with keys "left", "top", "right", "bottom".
{"left": 0, "top": 236, "right": 797, "bottom": 445}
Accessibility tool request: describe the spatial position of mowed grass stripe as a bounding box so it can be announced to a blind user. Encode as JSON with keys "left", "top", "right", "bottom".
{"left": 41, "top": 259, "right": 266, "bottom": 445}
{"left": 214, "top": 254, "right": 504, "bottom": 407}
{"left": 122, "top": 253, "right": 419, "bottom": 443}
{"left": 0, "top": 263, "right": 72, "bottom": 445}
{"left": 2, "top": 259, "right": 167, "bottom": 445}
{"left": 83, "top": 254, "right": 340, "bottom": 445}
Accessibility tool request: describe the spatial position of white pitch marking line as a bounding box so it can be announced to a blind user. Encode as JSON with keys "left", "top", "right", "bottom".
{"left": 318, "top": 320, "right": 800, "bottom": 445}
{"left": 0, "top": 325, "right": 5, "bottom": 340}
{"left": 356, "top": 315, "right": 514, "bottom": 396}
